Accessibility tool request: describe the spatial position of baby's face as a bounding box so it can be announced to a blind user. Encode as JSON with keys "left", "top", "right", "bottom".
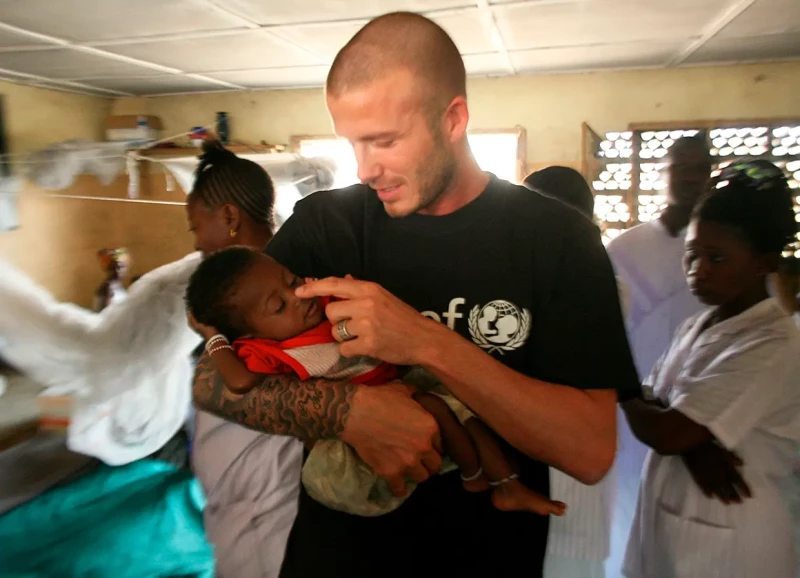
{"left": 232, "top": 254, "right": 324, "bottom": 342}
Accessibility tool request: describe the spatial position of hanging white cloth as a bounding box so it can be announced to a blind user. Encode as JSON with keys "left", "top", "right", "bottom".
{"left": 23, "top": 140, "right": 129, "bottom": 191}
{"left": 0, "top": 252, "right": 203, "bottom": 464}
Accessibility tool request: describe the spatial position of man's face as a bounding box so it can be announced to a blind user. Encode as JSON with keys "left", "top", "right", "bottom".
{"left": 667, "top": 148, "right": 712, "bottom": 209}
{"left": 326, "top": 70, "right": 457, "bottom": 218}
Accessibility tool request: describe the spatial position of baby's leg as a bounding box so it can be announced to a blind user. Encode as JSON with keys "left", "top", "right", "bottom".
{"left": 413, "top": 392, "right": 489, "bottom": 492}
{"left": 464, "top": 418, "right": 566, "bottom": 516}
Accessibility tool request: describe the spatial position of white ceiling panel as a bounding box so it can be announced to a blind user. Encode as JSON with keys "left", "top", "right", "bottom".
{"left": 511, "top": 40, "right": 682, "bottom": 72}
{"left": 274, "top": 9, "right": 496, "bottom": 64}
{"left": 105, "top": 31, "right": 325, "bottom": 73}
{"left": 271, "top": 22, "right": 368, "bottom": 63}
{"left": 495, "top": 0, "right": 731, "bottom": 51}
{"left": 463, "top": 53, "right": 510, "bottom": 75}
{"left": 716, "top": 0, "right": 800, "bottom": 39}
{"left": 84, "top": 75, "right": 225, "bottom": 96}
{"left": 0, "top": 0, "right": 236, "bottom": 43}
{"left": 685, "top": 31, "right": 800, "bottom": 64}
{"left": 218, "top": 0, "right": 472, "bottom": 25}
{"left": 0, "top": 49, "right": 162, "bottom": 79}
{"left": 431, "top": 9, "right": 497, "bottom": 55}
{"left": 487, "top": 0, "right": 586, "bottom": 3}
{"left": 208, "top": 66, "right": 331, "bottom": 89}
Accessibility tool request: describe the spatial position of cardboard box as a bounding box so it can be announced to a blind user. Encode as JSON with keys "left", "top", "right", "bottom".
{"left": 106, "top": 115, "right": 163, "bottom": 142}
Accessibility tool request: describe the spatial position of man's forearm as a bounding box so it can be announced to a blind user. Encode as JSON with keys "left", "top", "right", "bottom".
{"left": 192, "top": 352, "right": 356, "bottom": 440}
{"left": 418, "top": 325, "right": 617, "bottom": 485}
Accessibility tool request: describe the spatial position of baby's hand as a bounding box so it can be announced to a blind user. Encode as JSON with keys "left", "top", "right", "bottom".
{"left": 187, "top": 309, "right": 219, "bottom": 340}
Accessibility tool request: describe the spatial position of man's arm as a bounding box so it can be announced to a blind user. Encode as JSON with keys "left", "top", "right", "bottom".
{"left": 419, "top": 325, "right": 617, "bottom": 485}
{"left": 418, "top": 224, "right": 637, "bottom": 484}
{"left": 192, "top": 352, "right": 355, "bottom": 440}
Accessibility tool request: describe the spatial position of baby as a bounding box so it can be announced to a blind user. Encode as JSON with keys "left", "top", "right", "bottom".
{"left": 186, "top": 246, "right": 565, "bottom": 517}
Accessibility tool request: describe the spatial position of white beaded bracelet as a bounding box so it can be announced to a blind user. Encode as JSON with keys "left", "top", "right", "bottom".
{"left": 207, "top": 344, "right": 233, "bottom": 356}
{"left": 205, "top": 334, "right": 229, "bottom": 353}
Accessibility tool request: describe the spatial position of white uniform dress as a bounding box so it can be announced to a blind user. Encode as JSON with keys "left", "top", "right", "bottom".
{"left": 192, "top": 412, "right": 303, "bottom": 578}
{"left": 623, "top": 298, "right": 800, "bottom": 578}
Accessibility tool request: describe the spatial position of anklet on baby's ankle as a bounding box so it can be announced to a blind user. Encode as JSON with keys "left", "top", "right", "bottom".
{"left": 461, "top": 467, "right": 484, "bottom": 482}
{"left": 488, "top": 473, "right": 519, "bottom": 487}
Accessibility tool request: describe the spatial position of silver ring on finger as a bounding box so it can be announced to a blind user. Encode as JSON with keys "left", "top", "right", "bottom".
{"left": 336, "top": 318, "right": 355, "bottom": 342}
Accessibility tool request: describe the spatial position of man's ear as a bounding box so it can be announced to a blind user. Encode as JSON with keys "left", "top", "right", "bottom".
{"left": 443, "top": 95, "right": 469, "bottom": 145}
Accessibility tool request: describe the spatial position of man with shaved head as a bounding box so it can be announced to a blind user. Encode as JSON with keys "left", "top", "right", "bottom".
{"left": 194, "top": 11, "right": 639, "bottom": 578}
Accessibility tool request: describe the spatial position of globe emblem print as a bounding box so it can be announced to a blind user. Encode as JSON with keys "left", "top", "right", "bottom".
{"left": 468, "top": 300, "right": 531, "bottom": 354}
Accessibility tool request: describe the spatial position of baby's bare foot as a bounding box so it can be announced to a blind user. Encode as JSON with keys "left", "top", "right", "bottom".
{"left": 491, "top": 479, "right": 566, "bottom": 516}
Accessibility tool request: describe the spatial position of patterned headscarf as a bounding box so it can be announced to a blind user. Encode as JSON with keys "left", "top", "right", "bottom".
{"left": 97, "top": 247, "right": 130, "bottom": 270}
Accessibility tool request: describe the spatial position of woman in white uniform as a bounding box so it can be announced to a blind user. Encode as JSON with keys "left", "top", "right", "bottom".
{"left": 186, "top": 141, "right": 303, "bottom": 578}
{"left": 622, "top": 160, "right": 800, "bottom": 578}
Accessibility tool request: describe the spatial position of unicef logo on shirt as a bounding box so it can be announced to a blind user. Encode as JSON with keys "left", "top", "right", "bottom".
{"left": 468, "top": 300, "right": 531, "bottom": 355}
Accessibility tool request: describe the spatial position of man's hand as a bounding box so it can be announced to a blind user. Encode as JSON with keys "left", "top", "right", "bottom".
{"left": 341, "top": 382, "right": 443, "bottom": 497}
{"left": 296, "top": 277, "right": 445, "bottom": 366}
{"left": 682, "top": 441, "right": 751, "bottom": 504}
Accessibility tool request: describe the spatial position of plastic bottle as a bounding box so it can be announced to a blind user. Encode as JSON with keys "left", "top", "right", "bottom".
{"left": 216, "top": 112, "right": 229, "bottom": 145}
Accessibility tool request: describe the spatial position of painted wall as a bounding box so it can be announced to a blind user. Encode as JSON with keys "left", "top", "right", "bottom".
{"left": 114, "top": 61, "right": 800, "bottom": 171}
{"left": 0, "top": 80, "right": 112, "bottom": 154}
{"left": 0, "top": 82, "right": 193, "bottom": 307}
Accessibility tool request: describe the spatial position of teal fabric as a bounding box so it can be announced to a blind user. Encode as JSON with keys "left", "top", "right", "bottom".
{"left": 0, "top": 459, "right": 214, "bottom": 578}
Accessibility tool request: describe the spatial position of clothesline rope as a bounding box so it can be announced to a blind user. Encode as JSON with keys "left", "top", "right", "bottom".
{"left": 7, "top": 192, "right": 188, "bottom": 206}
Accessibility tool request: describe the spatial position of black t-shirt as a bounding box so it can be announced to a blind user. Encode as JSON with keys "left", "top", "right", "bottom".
{"left": 266, "top": 175, "right": 640, "bottom": 578}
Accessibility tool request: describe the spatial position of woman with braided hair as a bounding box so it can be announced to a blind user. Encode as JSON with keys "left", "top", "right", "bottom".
{"left": 187, "top": 140, "right": 276, "bottom": 255}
